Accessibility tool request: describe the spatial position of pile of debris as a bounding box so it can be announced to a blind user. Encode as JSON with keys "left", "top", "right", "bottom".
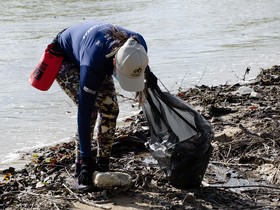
{"left": 0, "top": 66, "right": 279, "bottom": 209}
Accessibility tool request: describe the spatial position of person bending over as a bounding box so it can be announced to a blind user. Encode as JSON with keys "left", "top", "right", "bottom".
{"left": 53, "top": 20, "right": 149, "bottom": 185}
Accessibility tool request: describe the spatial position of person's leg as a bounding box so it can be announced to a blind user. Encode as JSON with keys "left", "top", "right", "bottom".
{"left": 56, "top": 62, "right": 79, "bottom": 105}
{"left": 95, "top": 76, "right": 119, "bottom": 171}
{"left": 56, "top": 61, "right": 80, "bottom": 158}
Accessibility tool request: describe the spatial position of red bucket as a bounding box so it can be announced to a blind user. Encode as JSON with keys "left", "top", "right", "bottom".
{"left": 29, "top": 43, "right": 64, "bottom": 91}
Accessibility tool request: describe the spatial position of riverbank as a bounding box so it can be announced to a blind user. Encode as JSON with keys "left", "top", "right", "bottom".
{"left": 0, "top": 66, "right": 279, "bottom": 209}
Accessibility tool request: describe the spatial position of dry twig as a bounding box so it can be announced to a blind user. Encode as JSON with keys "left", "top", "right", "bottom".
{"left": 62, "top": 183, "right": 111, "bottom": 210}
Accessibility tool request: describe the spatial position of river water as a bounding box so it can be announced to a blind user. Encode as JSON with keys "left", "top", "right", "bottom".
{"left": 0, "top": 0, "right": 279, "bottom": 168}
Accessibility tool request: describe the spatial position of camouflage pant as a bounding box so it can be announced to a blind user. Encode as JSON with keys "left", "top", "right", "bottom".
{"left": 56, "top": 62, "right": 119, "bottom": 161}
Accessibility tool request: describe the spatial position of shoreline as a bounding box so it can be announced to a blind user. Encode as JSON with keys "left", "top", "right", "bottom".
{"left": 1, "top": 65, "right": 279, "bottom": 209}
{"left": 0, "top": 108, "right": 139, "bottom": 171}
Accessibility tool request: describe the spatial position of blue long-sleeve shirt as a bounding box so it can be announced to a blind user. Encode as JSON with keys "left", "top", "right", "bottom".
{"left": 57, "top": 20, "right": 147, "bottom": 158}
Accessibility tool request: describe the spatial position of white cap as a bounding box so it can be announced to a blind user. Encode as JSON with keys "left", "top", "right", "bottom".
{"left": 115, "top": 38, "right": 149, "bottom": 92}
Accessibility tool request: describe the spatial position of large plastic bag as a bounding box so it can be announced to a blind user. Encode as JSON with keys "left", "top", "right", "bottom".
{"left": 142, "top": 69, "right": 214, "bottom": 188}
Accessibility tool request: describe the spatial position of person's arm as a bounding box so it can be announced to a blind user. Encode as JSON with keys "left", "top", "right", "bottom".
{"left": 77, "top": 64, "right": 106, "bottom": 185}
{"left": 78, "top": 34, "right": 108, "bottom": 157}
{"left": 78, "top": 65, "right": 105, "bottom": 158}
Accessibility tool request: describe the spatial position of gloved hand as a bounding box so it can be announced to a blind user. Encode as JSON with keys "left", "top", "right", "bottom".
{"left": 78, "top": 157, "right": 94, "bottom": 185}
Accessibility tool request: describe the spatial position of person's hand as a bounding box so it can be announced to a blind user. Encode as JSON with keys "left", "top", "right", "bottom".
{"left": 78, "top": 157, "right": 94, "bottom": 185}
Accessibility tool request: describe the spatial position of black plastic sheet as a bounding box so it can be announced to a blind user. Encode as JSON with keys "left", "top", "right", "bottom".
{"left": 142, "top": 69, "right": 214, "bottom": 188}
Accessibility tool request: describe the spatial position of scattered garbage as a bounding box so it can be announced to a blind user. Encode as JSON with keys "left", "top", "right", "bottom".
{"left": 249, "top": 91, "right": 262, "bottom": 99}
{"left": 0, "top": 66, "right": 279, "bottom": 209}
{"left": 235, "top": 86, "right": 253, "bottom": 95}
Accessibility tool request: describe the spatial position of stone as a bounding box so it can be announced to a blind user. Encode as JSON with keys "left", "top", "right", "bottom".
{"left": 92, "top": 171, "right": 132, "bottom": 188}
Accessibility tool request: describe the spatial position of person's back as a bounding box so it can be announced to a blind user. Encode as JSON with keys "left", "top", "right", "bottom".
{"left": 58, "top": 20, "right": 147, "bottom": 71}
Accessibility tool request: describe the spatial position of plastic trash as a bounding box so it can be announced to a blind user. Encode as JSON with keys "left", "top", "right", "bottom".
{"left": 235, "top": 86, "right": 253, "bottom": 95}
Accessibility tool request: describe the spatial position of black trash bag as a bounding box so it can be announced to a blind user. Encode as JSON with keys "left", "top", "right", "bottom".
{"left": 142, "top": 69, "right": 214, "bottom": 188}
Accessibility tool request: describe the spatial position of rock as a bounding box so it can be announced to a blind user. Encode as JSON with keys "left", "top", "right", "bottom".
{"left": 92, "top": 171, "right": 132, "bottom": 188}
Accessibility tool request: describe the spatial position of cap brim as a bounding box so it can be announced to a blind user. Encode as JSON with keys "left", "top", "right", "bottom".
{"left": 117, "top": 70, "right": 145, "bottom": 92}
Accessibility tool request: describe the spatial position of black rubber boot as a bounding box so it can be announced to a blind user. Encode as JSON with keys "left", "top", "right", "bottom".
{"left": 96, "top": 157, "right": 110, "bottom": 172}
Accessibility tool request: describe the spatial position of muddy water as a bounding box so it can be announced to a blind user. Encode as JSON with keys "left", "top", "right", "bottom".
{"left": 0, "top": 0, "right": 280, "bottom": 167}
